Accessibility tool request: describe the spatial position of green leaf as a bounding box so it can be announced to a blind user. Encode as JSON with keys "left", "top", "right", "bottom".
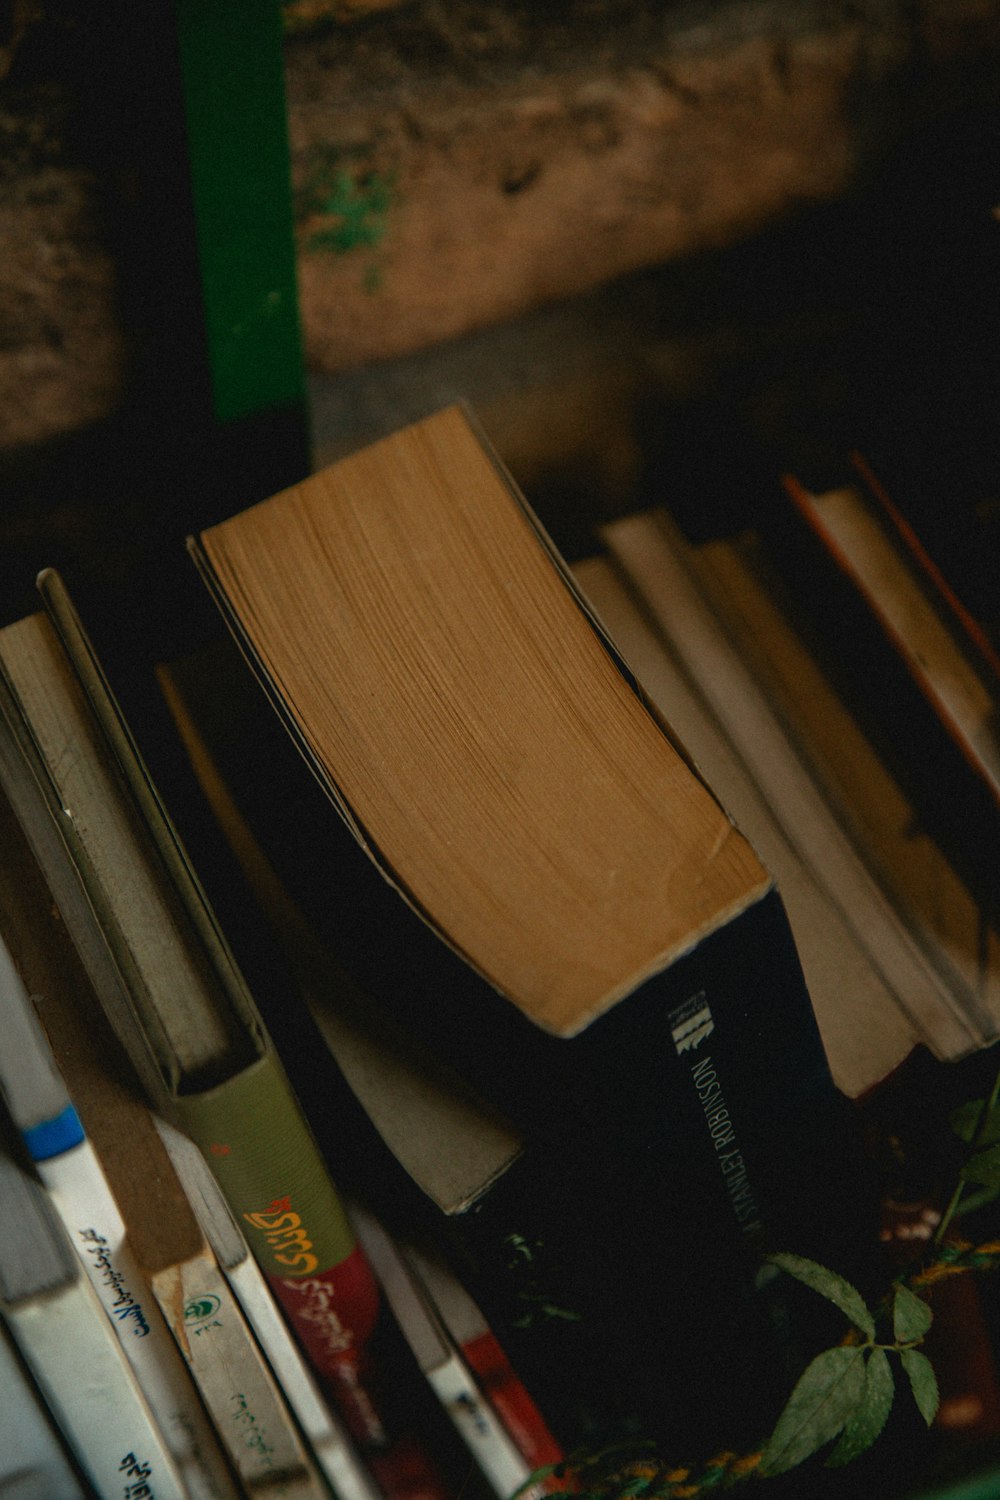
{"left": 961, "top": 1143, "right": 1000, "bottom": 1187}
{"left": 900, "top": 1348, "right": 940, "bottom": 1427}
{"left": 768, "top": 1253, "right": 876, "bottom": 1339}
{"left": 951, "top": 1099, "right": 1000, "bottom": 1146}
{"left": 953, "top": 1184, "right": 1000, "bottom": 1219}
{"left": 759, "top": 1346, "right": 868, "bottom": 1476}
{"left": 951, "top": 1099, "right": 987, "bottom": 1143}
{"left": 827, "top": 1348, "right": 895, "bottom": 1467}
{"left": 893, "top": 1283, "right": 933, "bottom": 1343}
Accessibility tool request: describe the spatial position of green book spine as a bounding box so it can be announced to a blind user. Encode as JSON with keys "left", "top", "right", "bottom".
{"left": 172, "top": 1050, "right": 385, "bottom": 1446}
{"left": 175, "top": 1053, "right": 458, "bottom": 1498}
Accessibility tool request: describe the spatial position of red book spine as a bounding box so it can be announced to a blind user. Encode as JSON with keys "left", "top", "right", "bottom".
{"left": 461, "top": 1328, "right": 570, "bottom": 1489}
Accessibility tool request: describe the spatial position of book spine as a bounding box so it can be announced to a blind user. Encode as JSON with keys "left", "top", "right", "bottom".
{"left": 397, "top": 1237, "right": 566, "bottom": 1482}
{"left": 223, "top": 1253, "right": 382, "bottom": 1500}
{"left": 152, "top": 1246, "right": 327, "bottom": 1499}
{"left": 4, "top": 1271, "right": 187, "bottom": 1500}
{"left": 0, "top": 1321, "right": 87, "bottom": 1500}
{"left": 171, "top": 1050, "right": 383, "bottom": 1442}
{"left": 459, "top": 1327, "right": 565, "bottom": 1481}
{"left": 351, "top": 1204, "right": 536, "bottom": 1500}
{"left": 173, "top": 1051, "right": 457, "bottom": 1500}
{"left": 35, "top": 1134, "right": 238, "bottom": 1500}
{"left": 423, "top": 1351, "right": 539, "bottom": 1500}
{"left": 153, "top": 1111, "right": 382, "bottom": 1500}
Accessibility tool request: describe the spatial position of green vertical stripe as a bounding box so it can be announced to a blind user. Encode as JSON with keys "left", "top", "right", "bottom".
{"left": 175, "top": 0, "right": 307, "bottom": 429}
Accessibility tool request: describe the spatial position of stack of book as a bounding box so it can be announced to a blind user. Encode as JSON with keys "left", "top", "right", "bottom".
{"left": 1, "top": 406, "right": 997, "bottom": 1498}
{"left": 588, "top": 454, "right": 1000, "bottom": 1093}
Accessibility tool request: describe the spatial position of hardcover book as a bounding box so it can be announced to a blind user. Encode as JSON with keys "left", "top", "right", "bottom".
{"left": 182, "top": 404, "right": 870, "bottom": 1452}
{"left": 159, "top": 630, "right": 655, "bottom": 1451}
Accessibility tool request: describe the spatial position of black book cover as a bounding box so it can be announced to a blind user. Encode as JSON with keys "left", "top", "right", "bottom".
{"left": 158, "top": 616, "right": 877, "bottom": 1458}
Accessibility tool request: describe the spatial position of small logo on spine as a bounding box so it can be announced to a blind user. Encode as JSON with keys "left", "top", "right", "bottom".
{"left": 670, "top": 991, "right": 714, "bottom": 1054}
{"left": 184, "top": 1294, "right": 222, "bottom": 1326}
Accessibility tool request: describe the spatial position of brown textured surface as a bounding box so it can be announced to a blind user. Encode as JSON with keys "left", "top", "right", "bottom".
{"left": 287, "top": 0, "right": 1000, "bottom": 370}
{"left": 0, "top": 81, "right": 124, "bottom": 451}
{"left": 0, "top": 788, "right": 205, "bottom": 1274}
{"left": 2, "top": 0, "right": 1000, "bottom": 457}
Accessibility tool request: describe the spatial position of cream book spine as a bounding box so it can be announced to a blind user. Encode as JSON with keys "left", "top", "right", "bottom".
{"left": 157, "top": 1116, "right": 381, "bottom": 1500}
{"left": 152, "top": 1243, "right": 329, "bottom": 1499}
{"left": 0, "top": 1321, "right": 86, "bottom": 1500}
{"left": 5, "top": 1285, "right": 186, "bottom": 1500}
{"left": 600, "top": 511, "right": 980, "bottom": 1063}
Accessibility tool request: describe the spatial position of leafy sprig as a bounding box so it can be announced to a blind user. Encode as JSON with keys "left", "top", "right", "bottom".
{"left": 939, "top": 1065, "right": 1000, "bottom": 1237}
{"left": 759, "top": 1254, "right": 938, "bottom": 1477}
{"left": 522, "top": 1063, "right": 1000, "bottom": 1499}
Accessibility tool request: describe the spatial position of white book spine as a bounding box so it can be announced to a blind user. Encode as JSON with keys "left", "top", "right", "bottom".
{"left": 424, "top": 1351, "right": 538, "bottom": 1500}
{"left": 225, "top": 1252, "right": 380, "bottom": 1500}
{"left": 351, "top": 1203, "right": 537, "bottom": 1500}
{"left": 0, "top": 1322, "right": 86, "bottom": 1500}
{"left": 4, "top": 1268, "right": 186, "bottom": 1500}
{"left": 39, "top": 1139, "right": 239, "bottom": 1500}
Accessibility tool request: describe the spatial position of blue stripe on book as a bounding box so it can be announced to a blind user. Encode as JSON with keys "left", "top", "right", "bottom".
{"left": 24, "top": 1104, "right": 85, "bottom": 1161}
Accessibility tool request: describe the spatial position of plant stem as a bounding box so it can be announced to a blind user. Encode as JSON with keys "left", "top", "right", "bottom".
{"left": 935, "top": 1063, "right": 1000, "bottom": 1244}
